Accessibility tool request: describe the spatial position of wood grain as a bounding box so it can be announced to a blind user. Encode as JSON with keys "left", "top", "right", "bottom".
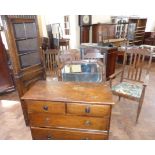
{"left": 67, "top": 103, "right": 111, "bottom": 117}
{"left": 29, "top": 113, "right": 109, "bottom": 131}
{"left": 26, "top": 100, "right": 65, "bottom": 114}
{"left": 31, "top": 127, "right": 108, "bottom": 140}
{"left": 22, "top": 81, "right": 114, "bottom": 105}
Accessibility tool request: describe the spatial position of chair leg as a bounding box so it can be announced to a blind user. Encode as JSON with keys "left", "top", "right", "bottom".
{"left": 136, "top": 86, "right": 146, "bottom": 123}
{"left": 136, "top": 100, "right": 144, "bottom": 123}
{"left": 118, "top": 96, "right": 121, "bottom": 101}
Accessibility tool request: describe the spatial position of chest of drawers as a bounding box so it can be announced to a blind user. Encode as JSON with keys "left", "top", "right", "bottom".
{"left": 21, "top": 81, "right": 114, "bottom": 140}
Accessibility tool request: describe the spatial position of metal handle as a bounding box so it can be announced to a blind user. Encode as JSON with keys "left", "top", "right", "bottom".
{"left": 81, "top": 137, "right": 89, "bottom": 140}
{"left": 43, "top": 105, "right": 48, "bottom": 111}
{"left": 84, "top": 120, "right": 92, "bottom": 126}
{"left": 85, "top": 106, "right": 90, "bottom": 113}
{"left": 47, "top": 135, "right": 53, "bottom": 140}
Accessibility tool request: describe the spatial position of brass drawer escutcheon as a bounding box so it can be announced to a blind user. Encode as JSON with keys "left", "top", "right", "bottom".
{"left": 85, "top": 106, "right": 91, "bottom": 113}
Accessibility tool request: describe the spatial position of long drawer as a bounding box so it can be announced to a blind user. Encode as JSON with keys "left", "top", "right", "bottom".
{"left": 26, "top": 100, "right": 65, "bottom": 114}
{"left": 67, "top": 103, "right": 111, "bottom": 117}
{"left": 31, "top": 127, "right": 108, "bottom": 140}
{"left": 29, "top": 113, "right": 109, "bottom": 131}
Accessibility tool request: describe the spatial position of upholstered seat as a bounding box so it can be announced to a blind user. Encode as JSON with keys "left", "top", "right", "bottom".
{"left": 112, "top": 82, "right": 143, "bottom": 99}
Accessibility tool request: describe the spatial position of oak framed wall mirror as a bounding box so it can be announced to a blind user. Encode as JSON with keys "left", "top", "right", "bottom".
{"left": 1, "top": 15, "right": 45, "bottom": 125}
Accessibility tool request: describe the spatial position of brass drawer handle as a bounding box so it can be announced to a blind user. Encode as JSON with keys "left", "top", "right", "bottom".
{"left": 85, "top": 106, "right": 90, "bottom": 113}
{"left": 47, "top": 135, "right": 53, "bottom": 140}
{"left": 43, "top": 105, "right": 48, "bottom": 111}
{"left": 84, "top": 120, "right": 92, "bottom": 126}
{"left": 81, "top": 137, "right": 89, "bottom": 140}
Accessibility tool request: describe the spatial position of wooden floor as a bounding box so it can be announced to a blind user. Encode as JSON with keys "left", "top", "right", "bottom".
{"left": 0, "top": 62, "right": 155, "bottom": 140}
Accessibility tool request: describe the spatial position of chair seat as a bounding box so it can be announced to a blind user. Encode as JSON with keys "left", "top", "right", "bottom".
{"left": 112, "top": 82, "right": 143, "bottom": 98}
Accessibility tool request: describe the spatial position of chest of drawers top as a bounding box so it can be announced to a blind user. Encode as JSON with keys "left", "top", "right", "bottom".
{"left": 21, "top": 81, "right": 114, "bottom": 105}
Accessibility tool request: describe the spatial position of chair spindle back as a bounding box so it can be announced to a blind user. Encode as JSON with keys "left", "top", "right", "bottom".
{"left": 122, "top": 48, "right": 152, "bottom": 82}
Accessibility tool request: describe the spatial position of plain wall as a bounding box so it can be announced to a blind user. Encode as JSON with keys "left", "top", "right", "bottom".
{"left": 145, "top": 15, "right": 155, "bottom": 31}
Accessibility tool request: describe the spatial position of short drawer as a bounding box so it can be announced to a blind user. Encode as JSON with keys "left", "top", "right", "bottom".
{"left": 31, "top": 127, "right": 108, "bottom": 140}
{"left": 67, "top": 103, "right": 111, "bottom": 117}
{"left": 29, "top": 113, "right": 109, "bottom": 131}
{"left": 26, "top": 100, "right": 65, "bottom": 114}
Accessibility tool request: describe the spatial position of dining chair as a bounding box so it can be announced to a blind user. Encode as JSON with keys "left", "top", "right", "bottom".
{"left": 109, "top": 46, "right": 153, "bottom": 123}
{"left": 43, "top": 49, "right": 59, "bottom": 77}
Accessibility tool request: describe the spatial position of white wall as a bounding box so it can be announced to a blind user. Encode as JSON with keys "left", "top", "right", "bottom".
{"left": 42, "top": 15, "right": 64, "bottom": 37}
{"left": 145, "top": 16, "right": 155, "bottom": 31}
{"left": 40, "top": 16, "right": 48, "bottom": 37}
{"left": 92, "top": 15, "right": 111, "bottom": 24}
{"left": 69, "top": 15, "right": 80, "bottom": 49}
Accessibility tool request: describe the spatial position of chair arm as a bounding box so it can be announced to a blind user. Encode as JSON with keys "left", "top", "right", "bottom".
{"left": 109, "top": 70, "right": 123, "bottom": 88}
{"left": 109, "top": 70, "right": 123, "bottom": 79}
{"left": 143, "top": 74, "right": 150, "bottom": 86}
{"left": 57, "top": 63, "right": 65, "bottom": 80}
{"left": 58, "top": 63, "right": 65, "bottom": 70}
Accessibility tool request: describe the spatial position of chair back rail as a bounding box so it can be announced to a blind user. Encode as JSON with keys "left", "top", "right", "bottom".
{"left": 43, "top": 49, "right": 59, "bottom": 76}
{"left": 122, "top": 48, "right": 152, "bottom": 82}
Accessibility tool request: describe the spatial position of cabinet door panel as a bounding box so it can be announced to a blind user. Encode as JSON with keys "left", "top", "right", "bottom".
{"left": 25, "top": 23, "right": 37, "bottom": 38}
{"left": 17, "top": 38, "right": 38, "bottom": 52}
{"left": 13, "top": 23, "right": 25, "bottom": 39}
{"left": 19, "top": 52, "right": 40, "bottom": 68}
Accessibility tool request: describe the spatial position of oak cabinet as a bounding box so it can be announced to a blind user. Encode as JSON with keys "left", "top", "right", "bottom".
{"left": 2, "top": 15, "right": 45, "bottom": 125}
